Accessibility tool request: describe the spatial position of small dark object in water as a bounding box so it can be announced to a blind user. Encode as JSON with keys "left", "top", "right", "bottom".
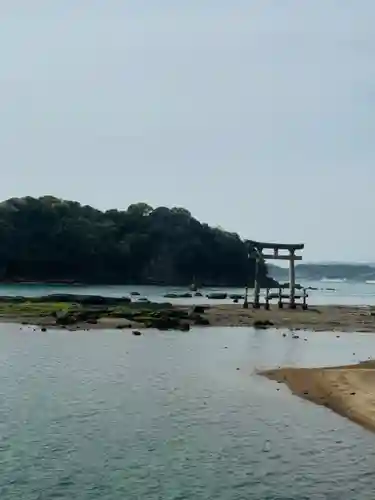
{"left": 303, "top": 391, "right": 309, "bottom": 395}
{"left": 236, "top": 367, "right": 240, "bottom": 371}
{"left": 353, "top": 353, "right": 356, "bottom": 355}
{"left": 194, "top": 292, "right": 203, "bottom": 297}
{"left": 350, "top": 392, "right": 356, "bottom": 396}
{"left": 224, "top": 346, "right": 228, "bottom": 349}
{"left": 292, "top": 334, "right": 299, "bottom": 339}
{"left": 276, "top": 388, "right": 280, "bottom": 391}
{"left": 336, "top": 335, "right": 340, "bottom": 338}
{"left": 41, "top": 327, "right": 47, "bottom": 332}
{"left": 233, "top": 298, "right": 239, "bottom": 303}
{"left": 282, "top": 333, "right": 287, "bottom": 337}
{"left": 132, "top": 330, "right": 142, "bottom": 336}
{"left": 130, "top": 291, "right": 140, "bottom": 296}
{"left": 179, "top": 323, "right": 190, "bottom": 332}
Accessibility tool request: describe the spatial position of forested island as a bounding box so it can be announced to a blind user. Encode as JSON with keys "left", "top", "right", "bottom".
{"left": 0, "top": 196, "right": 276, "bottom": 287}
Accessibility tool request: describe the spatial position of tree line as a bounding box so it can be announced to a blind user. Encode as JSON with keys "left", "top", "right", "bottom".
{"left": 0, "top": 196, "right": 276, "bottom": 287}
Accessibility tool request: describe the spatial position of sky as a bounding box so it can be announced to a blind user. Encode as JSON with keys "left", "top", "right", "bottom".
{"left": 0, "top": 1, "right": 374, "bottom": 262}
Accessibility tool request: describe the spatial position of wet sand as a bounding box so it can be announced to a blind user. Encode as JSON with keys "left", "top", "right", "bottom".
{"left": 261, "top": 361, "right": 375, "bottom": 433}
{"left": 204, "top": 304, "right": 375, "bottom": 333}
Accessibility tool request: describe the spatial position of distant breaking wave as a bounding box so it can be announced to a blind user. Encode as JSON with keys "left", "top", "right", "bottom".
{"left": 320, "top": 278, "right": 347, "bottom": 283}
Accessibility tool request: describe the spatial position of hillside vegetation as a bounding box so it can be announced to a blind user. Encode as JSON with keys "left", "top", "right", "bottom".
{"left": 0, "top": 196, "right": 276, "bottom": 287}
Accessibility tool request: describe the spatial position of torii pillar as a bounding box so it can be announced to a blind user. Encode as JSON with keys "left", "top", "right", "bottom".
{"left": 289, "top": 249, "right": 296, "bottom": 308}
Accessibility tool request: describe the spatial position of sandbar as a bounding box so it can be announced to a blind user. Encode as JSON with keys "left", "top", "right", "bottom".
{"left": 261, "top": 361, "right": 375, "bottom": 433}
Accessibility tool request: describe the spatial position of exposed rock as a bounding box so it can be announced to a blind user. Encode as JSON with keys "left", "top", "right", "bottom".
{"left": 191, "top": 305, "right": 206, "bottom": 314}
{"left": 132, "top": 330, "right": 142, "bottom": 336}
{"left": 192, "top": 315, "right": 210, "bottom": 326}
{"left": 206, "top": 293, "right": 228, "bottom": 300}
{"left": 164, "top": 293, "right": 192, "bottom": 299}
{"left": 179, "top": 322, "right": 190, "bottom": 332}
{"left": 253, "top": 320, "right": 274, "bottom": 329}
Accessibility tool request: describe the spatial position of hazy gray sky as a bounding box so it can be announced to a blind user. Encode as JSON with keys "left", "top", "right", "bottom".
{"left": 1, "top": 1, "right": 374, "bottom": 261}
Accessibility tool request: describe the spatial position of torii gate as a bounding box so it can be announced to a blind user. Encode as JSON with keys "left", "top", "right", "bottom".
{"left": 246, "top": 240, "right": 304, "bottom": 309}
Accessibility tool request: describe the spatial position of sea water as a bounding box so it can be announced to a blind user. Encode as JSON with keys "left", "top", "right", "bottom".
{"left": 1, "top": 279, "right": 375, "bottom": 306}
{"left": 1, "top": 324, "right": 375, "bottom": 499}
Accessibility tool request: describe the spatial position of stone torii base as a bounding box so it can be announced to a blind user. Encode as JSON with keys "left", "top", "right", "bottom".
{"left": 246, "top": 240, "right": 304, "bottom": 309}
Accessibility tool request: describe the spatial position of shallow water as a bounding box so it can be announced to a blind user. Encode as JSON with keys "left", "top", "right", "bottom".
{"left": 1, "top": 280, "right": 375, "bottom": 306}
{"left": 2, "top": 324, "right": 375, "bottom": 499}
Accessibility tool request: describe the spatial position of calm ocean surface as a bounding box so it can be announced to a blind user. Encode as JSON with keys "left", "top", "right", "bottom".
{"left": 0, "top": 279, "right": 375, "bottom": 305}
{"left": 2, "top": 282, "right": 375, "bottom": 499}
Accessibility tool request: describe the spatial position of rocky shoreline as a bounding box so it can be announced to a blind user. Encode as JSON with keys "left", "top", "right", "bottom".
{"left": 0, "top": 295, "right": 375, "bottom": 332}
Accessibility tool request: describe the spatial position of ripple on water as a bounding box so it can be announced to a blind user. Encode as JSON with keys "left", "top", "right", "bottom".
{"left": 1, "top": 325, "right": 375, "bottom": 499}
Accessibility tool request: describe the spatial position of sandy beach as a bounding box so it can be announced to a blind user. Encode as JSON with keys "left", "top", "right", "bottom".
{"left": 261, "top": 361, "right": 375, "bottom": 433}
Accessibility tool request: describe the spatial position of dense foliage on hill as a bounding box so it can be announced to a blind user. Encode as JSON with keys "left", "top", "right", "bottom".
{"left": 0, "top": 196, "right": 276, "bottom": 287}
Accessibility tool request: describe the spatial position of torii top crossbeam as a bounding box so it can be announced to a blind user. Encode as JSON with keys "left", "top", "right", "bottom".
{"left": 247, "top": 240, "right": 304, "bottom": 251}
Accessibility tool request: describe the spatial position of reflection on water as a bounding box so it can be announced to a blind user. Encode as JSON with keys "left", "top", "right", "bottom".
{"left": 1, "top": 324, "right": 375, "bottom": 499}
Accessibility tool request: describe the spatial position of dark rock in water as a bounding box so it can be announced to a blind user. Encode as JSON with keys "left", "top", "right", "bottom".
{"left": 179, "top": 322, "right": 190, "bottom": 332}
{"left": 192, "top": 305, "right": 206, "bottom": 314}
{"left": 233, "top": 298, "right": 239, "bottom": 303}
{"left": 229, "top": 294, "right": 244, "bottom": 300}
{"left": 41, "top": 327, "right": 47, "bottom": 332}
{"left": 206, "top": 293, "right": 228, "bottom": 300}
{"left": 164, "top": 293, "right": 192, "bottom": 299}
{"left": 132, "top": 330, "right": 142, "bottom": 336}
{"left": 193, "top": 315, "right": 210, "bottom": 326}
{"left": 253, "top": 320, "right": 274, "bottom": 329}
